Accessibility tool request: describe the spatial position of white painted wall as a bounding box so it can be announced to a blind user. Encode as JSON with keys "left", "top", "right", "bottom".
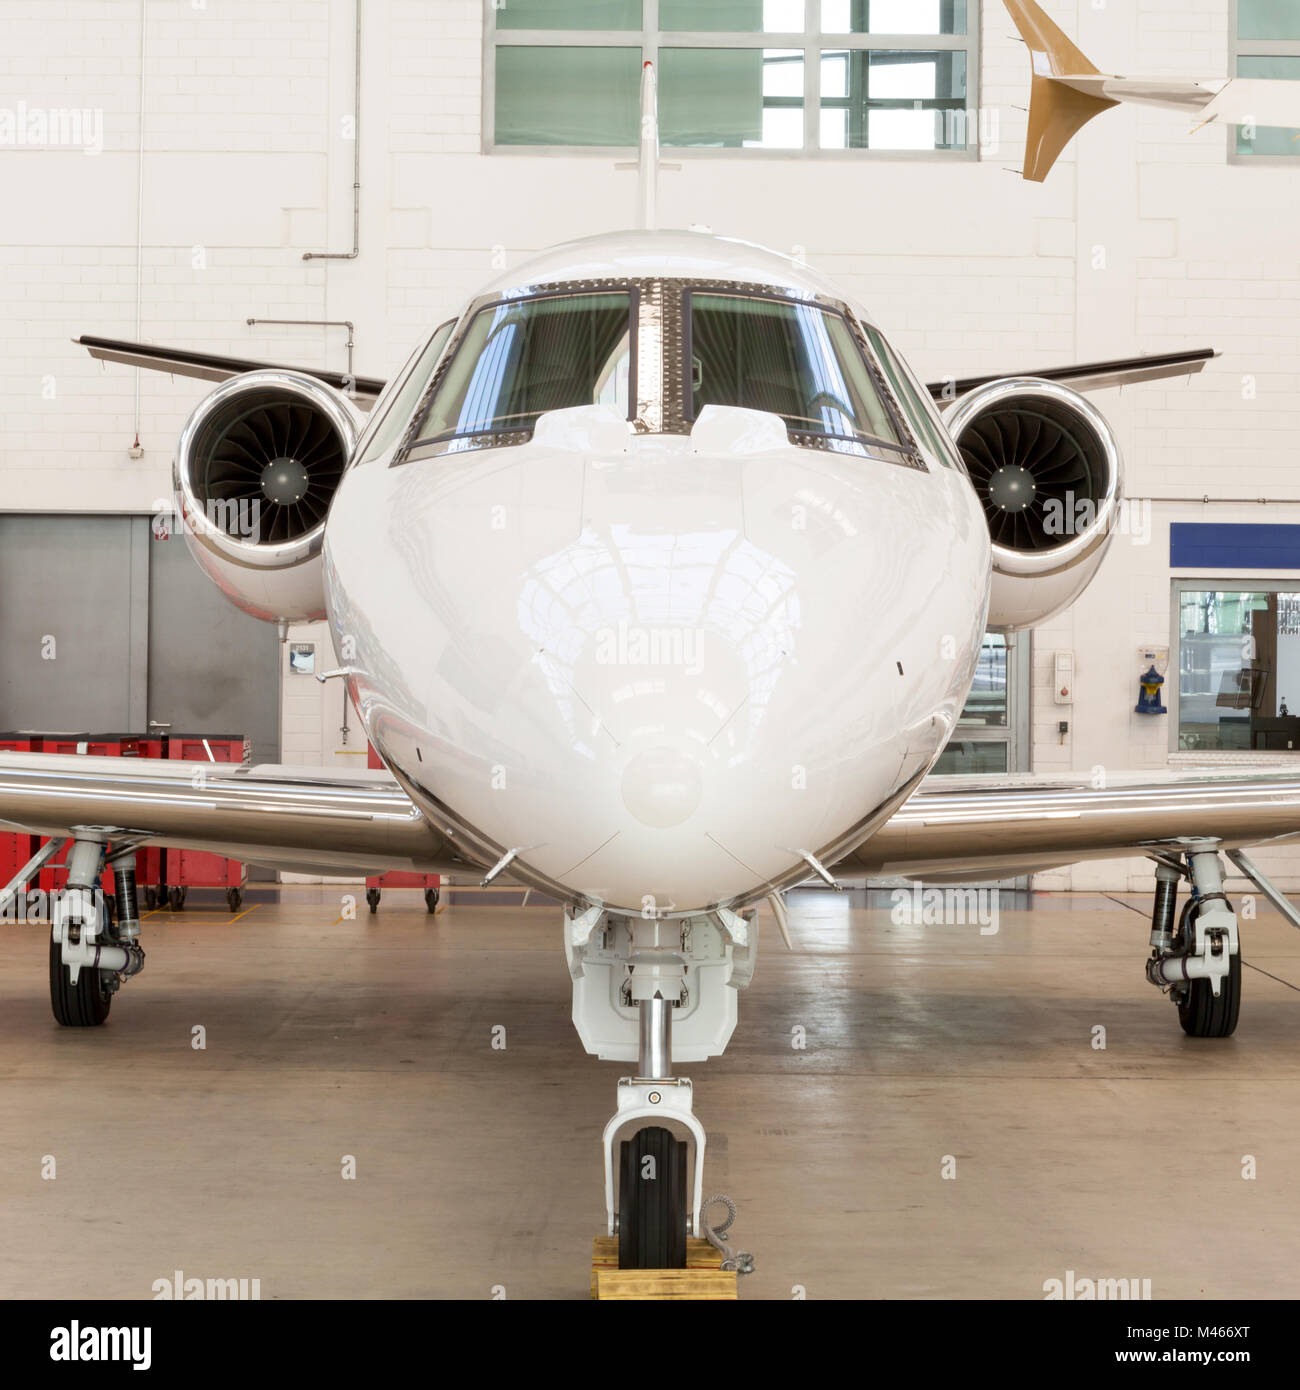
{"left": 2, "top": 0, "right": 1299, "bottom": 888}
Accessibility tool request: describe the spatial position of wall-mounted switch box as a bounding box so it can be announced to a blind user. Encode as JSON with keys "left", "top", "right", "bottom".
{"left": 1054, "top": 650, "right": 1074, "bottom": 706}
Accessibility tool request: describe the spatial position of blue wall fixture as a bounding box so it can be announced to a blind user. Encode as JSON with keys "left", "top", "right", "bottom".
{"left": 1170, "top": 523, "right": 1300, "bottom": 570}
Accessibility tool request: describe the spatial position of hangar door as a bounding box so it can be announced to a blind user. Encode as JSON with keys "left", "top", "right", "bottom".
{"left": 0, "top": 515, "right": 279, "bottom": 762}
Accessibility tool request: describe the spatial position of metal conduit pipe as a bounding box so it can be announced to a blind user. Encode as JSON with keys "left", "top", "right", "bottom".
{"left": 303, "top": 0, "right": 362, "bottom": 260}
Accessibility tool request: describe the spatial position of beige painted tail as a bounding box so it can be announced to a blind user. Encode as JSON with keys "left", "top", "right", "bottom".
{"left": 1003, "top": 0, "right": 1118, "bottom": 181}
{"left": 1005, "top": 0, "right": 1300, "bottom": 180}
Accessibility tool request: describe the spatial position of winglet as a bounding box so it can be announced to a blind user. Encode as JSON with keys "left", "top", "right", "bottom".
{"left": 1004, "top": 0, "right": 1118, "bottom": 181}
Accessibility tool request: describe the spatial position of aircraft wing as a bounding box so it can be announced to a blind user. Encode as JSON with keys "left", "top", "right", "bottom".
{"left": 9, "top": 753, "right": 1300, "bottom": 901}
{"left": 834, "top": 766, "right": 1300, "bottom": 884}
{"left": 926, "top": 347, "right": 1216, "bottom": 402}
{"left": 77, "top": 335, "right": 386, "bottom": 407}
{"left": 0, "top": 753, "right": 475, "bottom": 882}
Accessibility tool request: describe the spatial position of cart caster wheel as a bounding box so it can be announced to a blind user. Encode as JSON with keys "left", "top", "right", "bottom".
{"left": 425, "top": 887, "right": 440, "bottom": 913}
{"left": 168, "top": 886, "right": 184, "bottom": 911}
{"left": 226, "top": 887, "right": 243, "bottom": 912}
{"left": 143, "top": 887, "right": 158, "bottom": 911}
{"left": 366, "top": 887, "right": 381, "bottom": 915}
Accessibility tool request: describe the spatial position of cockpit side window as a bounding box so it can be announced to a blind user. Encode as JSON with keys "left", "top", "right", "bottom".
{"left": 862, "top": 324, "right": 968, "bottom": 473}
{"left": 415, "top": 290, "right": 634, "bottom": 445}
{"left": 683, "top": 291, "right": 909, "bottom": 455}
{"left": 354, "top": 319, "right": 456, "bottom": 466}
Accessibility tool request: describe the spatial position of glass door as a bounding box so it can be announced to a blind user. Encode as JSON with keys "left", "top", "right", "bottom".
{"left": 932, "top": 631, "right": 1030, "bottom": 776}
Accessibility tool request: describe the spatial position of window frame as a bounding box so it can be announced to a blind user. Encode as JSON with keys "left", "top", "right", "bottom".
{"left": 680, "top": 283, "right": 924, "bottom": 465}
{"left": 396, "top": 283, "right": 641, "bottom": 465}
{"left": 351, "top": 318, "right": 458, "bottom": 467}
{"left": 1169, "top": 577, "right": 1300, "bottom": 753}
{"left": 1229, "top": 0, "right": 1300, "bottom": 165}
{"left": 483, "top": 0, "right": 981, "bottom": 162}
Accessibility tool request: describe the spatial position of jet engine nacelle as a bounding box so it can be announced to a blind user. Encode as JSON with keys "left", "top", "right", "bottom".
{"left": 173, "top": 370, "right": 359, "bottom": 623}
{"left": 944, "top": 377, "right": 1123, "bottom": 632}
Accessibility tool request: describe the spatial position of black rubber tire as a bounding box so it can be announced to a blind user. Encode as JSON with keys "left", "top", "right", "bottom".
{"left": 366, "top": 887, "right": 381, "bottom": 915}
{"left": 168, "top": 886, "right": 184, "bottom": 912}
{"left": 143, "top": 886, "right": 158, "bottom": 911}
{"left": 425, "top": 887, "right": 440, "bottom": 913}
{"left": 49, "top": 933, "right": 112, "bottom": 1027}
{"left": 1175, "top": 901, "right": 1242, "bottom": 1038}
{"left": 226, "top": 887, "right": 242, "bottom": 912}
{"left": 618, "top": 1126, "right": 688, "bottom": 1270}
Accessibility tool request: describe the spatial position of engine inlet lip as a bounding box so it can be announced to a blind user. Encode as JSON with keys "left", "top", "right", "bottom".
{"left": 943, "top": 376, "right": 1123, "bottom": 581}
{"left": 173, "top": 368, "right": 360, "bottom": 571}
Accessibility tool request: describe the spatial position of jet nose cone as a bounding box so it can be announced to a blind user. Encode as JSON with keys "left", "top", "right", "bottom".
{"left": 621, "top": 745, "right": 704, "bottom": 829}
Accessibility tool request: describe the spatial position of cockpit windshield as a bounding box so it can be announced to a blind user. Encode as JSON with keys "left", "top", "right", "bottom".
{"left": 686, "top": 292, "right": 905, "bottom": 451}
{"left": 417, "top": 291, "right": 633, "bottom": 443}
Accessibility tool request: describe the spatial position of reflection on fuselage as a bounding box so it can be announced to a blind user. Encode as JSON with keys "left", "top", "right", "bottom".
{"left": 326, "top": 231, "right": 991, "bottom": 917}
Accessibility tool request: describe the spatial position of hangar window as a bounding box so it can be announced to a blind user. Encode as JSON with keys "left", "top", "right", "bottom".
{"left": 683, "top": 290, "right": 909, "bottom": 455}
{"left": 415, "top": 291, "right": 635, "bottom": 445}
{"left": 1231, "top": 0, "right": 1300, "bottom": 158}
{"left": 487, "top": 1, "right": 980, "bottom": 158}
{"left": 1174, "top": 585, "right": 1300, "bottom": 751}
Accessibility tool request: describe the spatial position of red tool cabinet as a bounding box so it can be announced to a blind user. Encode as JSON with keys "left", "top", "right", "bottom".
{"left": 364, "top": 742, "right": 440, "bottom": 914}
{"left": 1, "top": 731, "right": 249, "bottom": 912}
{"left": 29, "top": 735, "right": 116, "bottom": 896}
{"left": 0, "top": 733, "right": 38, "bottom": 894}
{"left": 100, "top": 733, "right": 164, "bottom": 906}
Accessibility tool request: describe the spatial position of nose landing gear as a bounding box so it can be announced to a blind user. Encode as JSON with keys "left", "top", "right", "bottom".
{"left": 570, "top": 905, "right": 754, "bottom": 1293}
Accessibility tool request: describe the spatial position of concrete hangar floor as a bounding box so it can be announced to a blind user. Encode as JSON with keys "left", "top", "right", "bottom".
{"left": 2, "top": 885, "right": 1298, "bottom": 1300}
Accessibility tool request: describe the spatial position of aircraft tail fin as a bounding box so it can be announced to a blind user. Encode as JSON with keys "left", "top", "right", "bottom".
{"left": 1004, "top": 0, "right": 1118, "bottom": 182}
{"left": 637, "top": 60, "right": 659, "bottom": 229}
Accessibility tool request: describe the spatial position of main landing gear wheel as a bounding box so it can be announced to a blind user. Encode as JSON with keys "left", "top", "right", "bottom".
{"left": 1175, "top": 900, "right": 1242, "bottom": 1039}
{"left": 424, "top": 887, "right": 440, "bottom": 913}
{"left": 618, "top": 1126, "right": 688, "bottom": 1270}
{"left": 49, "top": 906, "right": 114, "bottom": 1028}
{"left": 366, "top": 887, "right": 381, "bottom": 914}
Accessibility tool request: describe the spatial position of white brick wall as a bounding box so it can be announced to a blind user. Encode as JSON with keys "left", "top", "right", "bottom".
{"left": 3, "top": 0, "right": 1299, "bottom": 888}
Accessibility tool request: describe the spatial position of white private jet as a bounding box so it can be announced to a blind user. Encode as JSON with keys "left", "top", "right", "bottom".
{"left": 8, "top": 5, "right": 1300, "bottom": 1271}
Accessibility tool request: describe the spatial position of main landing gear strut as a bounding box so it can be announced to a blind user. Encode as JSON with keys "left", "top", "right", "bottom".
{"left": 0, "top": 834, "right": 150, "bottom": 1027}
{"left": 1144, "top": 840, "right": 1240, "bottom": 1037}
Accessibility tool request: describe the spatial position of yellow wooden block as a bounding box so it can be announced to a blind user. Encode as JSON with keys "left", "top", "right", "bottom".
{"left": 595, "top": 1268, "right": 738, "bottom": 1300}
{"left": 591, "top": 1237, "right": 737, "bottom": 1300}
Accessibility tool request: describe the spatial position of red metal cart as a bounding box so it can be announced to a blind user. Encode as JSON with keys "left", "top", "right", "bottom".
{"left": 31, "top": 735, "right": 116, "bottom": 896}
{"left": 163, "top": 733, "right": 250, "bottom": 911}
{"left": 364, "top": 743, "right": 440, "bottom": 913}
{"left": 0, "top": 733, "right": 38, "bottom": 902}
{"left": 96, "top": 733, "right": 166, "bottom": 907}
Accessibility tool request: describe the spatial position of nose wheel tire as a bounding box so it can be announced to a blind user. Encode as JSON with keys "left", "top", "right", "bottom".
{"left": 618, "top": 1125, "right": 688, "bottom": 1270}
{"left": 49, "top": 934, "right": 113, "bottom": 1027}
{"left": 1174, "top": 901, "right": 1242, "bottom": 1039}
